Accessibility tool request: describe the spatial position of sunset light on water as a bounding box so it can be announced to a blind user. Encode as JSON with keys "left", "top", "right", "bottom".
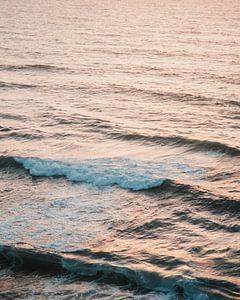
{"left": 0, "top": 1, "right": 239, "bottom": 299}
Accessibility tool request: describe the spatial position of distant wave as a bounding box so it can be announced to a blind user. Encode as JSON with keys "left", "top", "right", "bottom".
{"left": 0, "top": 125, "right": 11, "bottom": 132}
{"left": 1, "top": 244, "right": 238, "bottom": 299}
{"left": 0, "top": 130, "right": 43, "bottom": 140}
{"left": 111, "top": 132, "right": 240, "bottom": 157}
{"left": 0, "top": 113, "right": 27, "bottom": 121}
{"left": 50, "top": 113, "right": 114, "bottom": 130}
{"left": 0, "top": 81, "right": 40, "bottom": 89}
{"left": 109, "top": 84, "right": 213, "bottom": 104}
{"left": 0, "top": 64, "right": 66, "bottom": 72}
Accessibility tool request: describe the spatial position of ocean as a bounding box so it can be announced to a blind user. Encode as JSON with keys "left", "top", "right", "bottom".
{"left": 0, "top": 0, "right": 239, "bottom": 299}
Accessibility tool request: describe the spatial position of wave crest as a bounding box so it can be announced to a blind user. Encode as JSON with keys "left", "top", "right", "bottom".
{"left": 3, "top": 156, "right": 165, "bottom": 191}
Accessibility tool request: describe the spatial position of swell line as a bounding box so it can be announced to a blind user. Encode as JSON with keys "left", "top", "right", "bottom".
{"left": 111, "top": 132, "right": 240, "bottom": 157}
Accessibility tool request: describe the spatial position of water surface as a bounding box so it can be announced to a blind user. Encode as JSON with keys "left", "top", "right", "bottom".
{"left": 0, "top": 0, "right": 239, "bottom": 299}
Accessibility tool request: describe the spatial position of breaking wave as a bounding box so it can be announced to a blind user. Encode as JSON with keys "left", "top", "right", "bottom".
{"left": 1, "top": 244, "right": 238, "bottom": 300}
{"left": 0, "top": 156, "right": 166, "bottom": 191}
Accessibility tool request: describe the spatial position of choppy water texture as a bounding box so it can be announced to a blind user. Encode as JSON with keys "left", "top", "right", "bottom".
{"left": 0, "top": 0, "right": 240, "bottom": 299}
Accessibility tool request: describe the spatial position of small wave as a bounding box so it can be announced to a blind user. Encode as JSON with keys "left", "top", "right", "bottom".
{"left": 110, "top": 84, "right": 212, "bottom": 104}
{"left": 150, "top": 180, "right": 240, "bottom": 219}
{"left": 0, "top": 81, "right": 39, "bottom": 89}
{"left": 111, "top": 132, "right": 240, "bottom": 157}
{"left": 0, "top": 244, "right": 238, "bottom": 300}
{"left": 120, "top": 218, "right": 175, "bottom": 239}
{"left": 119, "top": 207, "right": 239, "bottom": 240}
{"left": 52, "top": 114, "right": 114, "bottom": 131}
{"left": 229, "top": 100, "right": 240, "bottom": 108}
{"left": 0, "top": 64, "right": 66, "bottom": 72}
{"left": 176, "top": 214, "right": 240, "bottom": 233}
{"left": 62, "top": 248, "right": 130, "bottom": 263}
{"left": 0, "top": 113, "right": 27, "bottom": 121}
{"left": 0, "top": 131, "right": 43, "bottom": 140}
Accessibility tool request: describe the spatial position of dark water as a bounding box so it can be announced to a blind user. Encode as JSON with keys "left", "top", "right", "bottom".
{"left": 0, "top": 0, "right": 239, "bottom": 299}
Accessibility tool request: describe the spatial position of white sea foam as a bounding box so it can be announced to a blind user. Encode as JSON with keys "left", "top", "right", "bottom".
{"left": 14, "top": 157, "right": 166, "bottom": 191}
